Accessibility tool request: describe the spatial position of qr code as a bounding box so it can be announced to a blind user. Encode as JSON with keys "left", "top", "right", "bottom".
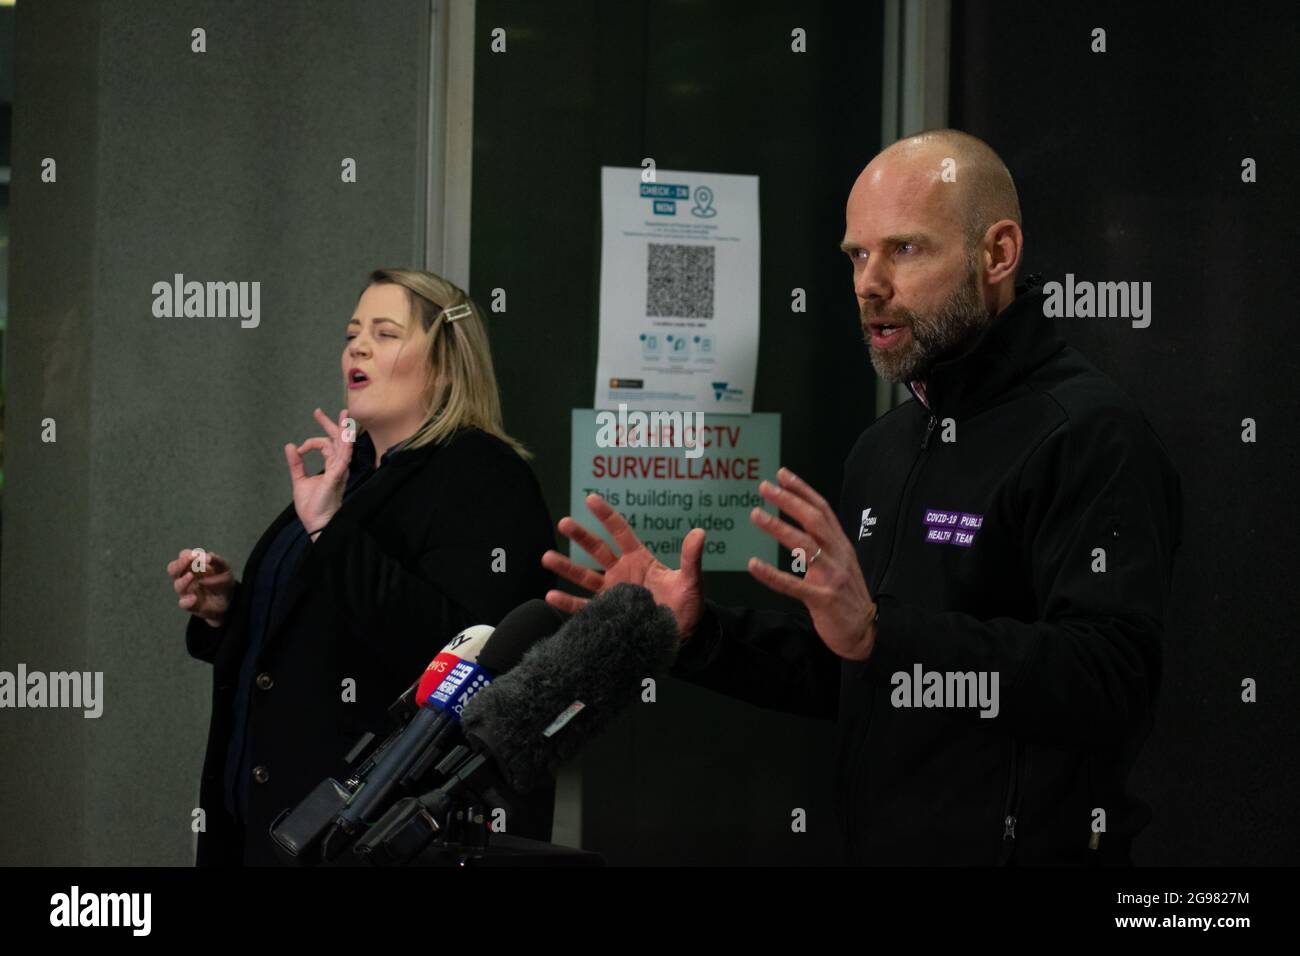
{"left": 646, "top": 243, "right": 715, "bottom": 319}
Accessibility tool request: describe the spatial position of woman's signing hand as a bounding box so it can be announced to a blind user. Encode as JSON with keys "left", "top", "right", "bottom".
{"left": 284, "top": 407, "right": 353, "bottom": 535}
{"left": 167, "top": 547, "right": 236, "bottom": 628}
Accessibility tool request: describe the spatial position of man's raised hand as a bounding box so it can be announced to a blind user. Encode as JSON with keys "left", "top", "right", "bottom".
{"left": 747, "top": 467, "right": 879, "bottom": 661}
{"left": 541, "top": 493, "right": 706, "bottom": 641}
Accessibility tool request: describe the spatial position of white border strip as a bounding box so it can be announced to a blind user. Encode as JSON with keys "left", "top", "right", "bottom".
{"left": 425, "top": 0, "right": 477, "bottom": 288}
{"left": 877, "top": 0, "right": 950, "bottom": 418}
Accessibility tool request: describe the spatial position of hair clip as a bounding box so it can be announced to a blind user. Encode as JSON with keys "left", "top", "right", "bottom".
{"left": 442, "top": 302, "right": 472, "bottom": 323}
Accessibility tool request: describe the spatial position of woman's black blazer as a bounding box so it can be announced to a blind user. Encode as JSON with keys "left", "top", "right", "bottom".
{"left": 185, "top": 426, "right": 556, "bottom": 865}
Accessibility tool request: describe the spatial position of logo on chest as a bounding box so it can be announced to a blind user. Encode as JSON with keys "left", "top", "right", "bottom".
{"left": 858, "top": 507, "right": 878, "bottom": 540}
{"left": 922, "top": 508, "right": 983, "bottom": 548}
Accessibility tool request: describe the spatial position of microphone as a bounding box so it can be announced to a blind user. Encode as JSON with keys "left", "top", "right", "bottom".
{"left": 353, "top": 587, "right": 676, "bottom": 865}
{"left": 397, "top": 600, "right": 566, "bottom": 789}
{"left": 416, "top": 624, "right": 496, "bottom": 707}
{"left": 272, "top": 601, "right": 566, "bottom": 865}
{"left": 460, "top": 583, "right": 680, "bottom": 793}
{"left": 270, "top": 621, "right": 491, "bottom": 865}
{"left": 329, "top": 600, "right": 566, "bottom": 843}
{"left": 378, "top": 622, "right": 494, "bottom": 734}
{"left": 345, "top": 625, "right": 493, "bottom": 806}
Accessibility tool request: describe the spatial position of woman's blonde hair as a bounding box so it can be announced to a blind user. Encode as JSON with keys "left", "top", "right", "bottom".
{"left": 348, "top": 267, "right": 531, "bottom": 459}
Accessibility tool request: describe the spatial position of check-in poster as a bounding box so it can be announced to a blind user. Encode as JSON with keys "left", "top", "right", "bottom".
{"left": 594, "top": 166, "right": 760, "bottom": 414}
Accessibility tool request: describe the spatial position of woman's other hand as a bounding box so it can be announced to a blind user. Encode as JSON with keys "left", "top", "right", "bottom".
{"left": 285, "top": 407, "right": 353, "bottom": 536}
{"left": 167, "top": 547, "right": 236, "bottom": 628}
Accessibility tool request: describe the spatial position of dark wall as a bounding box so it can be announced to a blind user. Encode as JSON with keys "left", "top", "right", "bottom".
{"left": 950, "top": 1, "right": 1300, "bottom": 864}
{"left": 472, "top": 0, "right": 884, "bottom": 863}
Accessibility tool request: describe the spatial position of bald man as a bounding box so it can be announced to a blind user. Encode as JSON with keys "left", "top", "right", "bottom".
{"left": 544, "top": 129, "right": 1182, "bottom": 866}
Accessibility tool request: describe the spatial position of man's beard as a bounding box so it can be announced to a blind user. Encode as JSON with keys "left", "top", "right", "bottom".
{"left": 862, "top": 260, "right": 991, "bottom": 385}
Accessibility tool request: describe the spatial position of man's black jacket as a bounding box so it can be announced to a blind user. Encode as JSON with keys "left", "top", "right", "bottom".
{"left": 673, "top": 284, "right": 1182, "bottom": 865}
{"left": 185, "top": 427, "right": 555, "bottom": 865}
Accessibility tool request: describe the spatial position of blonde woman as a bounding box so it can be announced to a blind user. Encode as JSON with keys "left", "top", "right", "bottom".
{"left": 167, "top": 269, "right": 555, "bottom": 866}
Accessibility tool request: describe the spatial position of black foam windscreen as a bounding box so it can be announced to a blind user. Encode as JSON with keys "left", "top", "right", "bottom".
{"left": 460, "top": 583, "right": 681, "bottom": 792}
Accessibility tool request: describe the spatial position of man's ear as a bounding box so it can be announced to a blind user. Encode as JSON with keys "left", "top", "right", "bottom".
{"left": 985, "top": 219, "right": 1023, "bottom": 285}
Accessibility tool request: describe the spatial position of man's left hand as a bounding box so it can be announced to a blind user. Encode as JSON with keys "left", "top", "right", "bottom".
{"left": 747, "top": 467, "right": 878, "bottom": 662}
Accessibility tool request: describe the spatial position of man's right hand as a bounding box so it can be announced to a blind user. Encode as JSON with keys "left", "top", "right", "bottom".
{"left": 167, "top": 548, "right": 236, "bottom": 629}
{"left": 541, "top": 493, "right": 705, "bottom": 641}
